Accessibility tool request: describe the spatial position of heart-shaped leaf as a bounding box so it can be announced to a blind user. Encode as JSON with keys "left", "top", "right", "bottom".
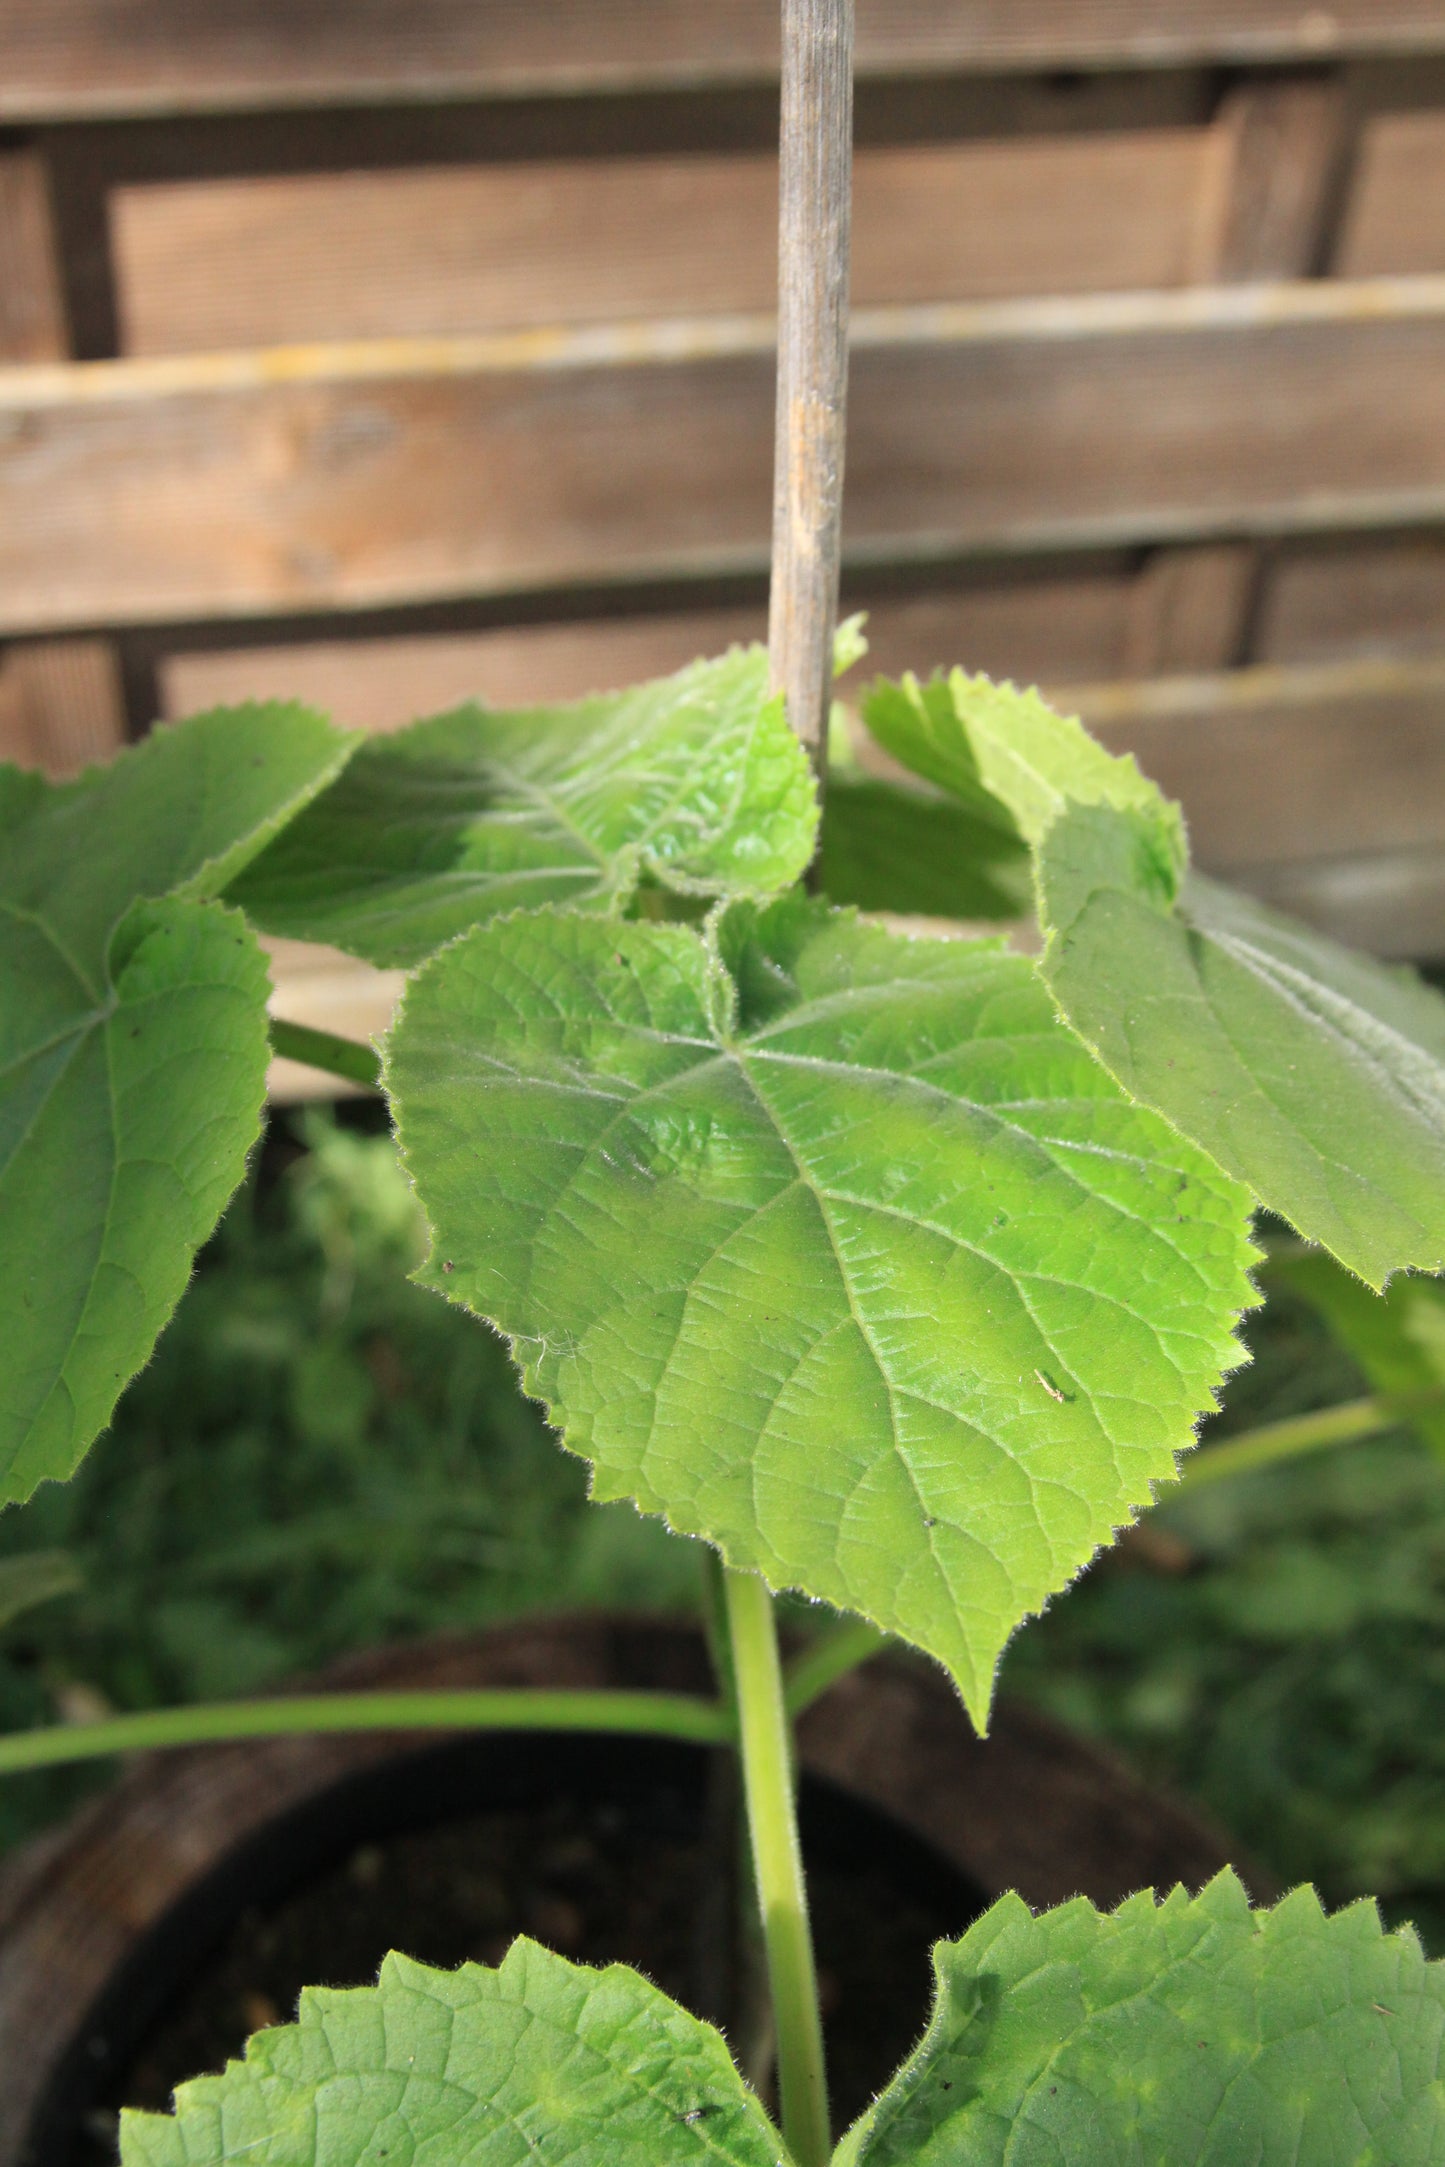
{"left": 0, "top": 704, "right": 356, "bottom": 1502}
{"left": 838, "top": 1872, "right": 1445, "bottom": 2167}
{"left": 231, "top": 647, "right": 819, "bottom": 966}
{"left": 120, "top": 1940, "right": 785, "bottom": 2167}
{"left": 864, "top": 671, "right": 1445, "bottom": 1290}
{"left": 387, "top": 896, "right": 1255, "bottom": 1721}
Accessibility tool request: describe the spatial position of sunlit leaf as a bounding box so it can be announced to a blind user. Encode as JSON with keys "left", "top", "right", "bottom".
{"left": 231, "top": 648, "right": 819, "bottom": 966}
{"left": 838, "top": 1872, "right": 1445, "bottom": 2167}
{"left": 120, "top": 1940, "right": 784, "bottom": 2167}
{"left": 387, "top": 895, "right": 1255, "bottom": 1721}
{"left": 863, "top": 671, "right": 1445, "bottom": 1289}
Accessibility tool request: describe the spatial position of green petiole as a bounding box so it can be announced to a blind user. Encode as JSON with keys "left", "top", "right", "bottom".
{"left": 0, "top": 1687, "right": 731, "bottom": 1777}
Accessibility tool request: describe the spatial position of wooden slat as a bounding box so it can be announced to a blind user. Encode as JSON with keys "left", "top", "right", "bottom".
{"left": 1337, "top": 111, "right": 1445, "bottom": 274}
{"left": 1074, "top": 655, "right": 1445, "bottom": 872}
{"left": 264, "top": 937, "right": 403, "bottom": 1103}
{"left": 113, "top": 133, "right": 1216, "bottom": 357}
{"left": 1258, "top": 539, "right": 1445, "bottom": 663}
{"left": 0, "top": 637, "right": 126, "bottom": 773}
{"left": 7, "top": 281, "right": 1445, "bottom": 637}
{"left": 2, "top": 2, "right": 1442, "bottom": 122}
{"left": 0, "top": 152, "right": 68, "bottom": 362}
{"left": 1130, "top": 77, "right": 1350, "bottom": 673}
{"left": 1196, "top": 74, "right": 1349, "bottom": 281}
{"left": 158, "top": 578, "right": 1136, "bottom": 730}
{"left": 1121, "top": 542, "right": 1255, "bottom": 674}
{"left": 261, "top": 650, "right": 1445, "bottom": 1087}
{"left": 1243, "top": 848, "right": 1445, "bottom": 960}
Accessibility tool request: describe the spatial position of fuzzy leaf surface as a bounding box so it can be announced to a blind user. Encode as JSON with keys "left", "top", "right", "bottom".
{"left": 388, "top": 896, "right": 1255, "bottom": 1719}
{"left": 818, "top": 776, "right": 1030, "bottom": 921}
{"left": 120, "top": 1939, "right": 784, "bottom": 2167}
{"left": 864, "top": 671, "right": 1445, "bottom": 1288}
{"left": 0, "top": 705, "right": 355, "bottom": 1502}
{"left": 1274, "top": 1250, "right": 1445, "bottom": 1461}
{"left": 230, "top": 648, "right": 818, "bottom": 966}
{"left": 838, "top": 1871, "right": 1445, "bottom": 2166}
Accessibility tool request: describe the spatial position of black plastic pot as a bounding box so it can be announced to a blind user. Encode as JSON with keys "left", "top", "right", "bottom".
{"left": 0, "top": 1617, "right": 1252, "bottom": 2164}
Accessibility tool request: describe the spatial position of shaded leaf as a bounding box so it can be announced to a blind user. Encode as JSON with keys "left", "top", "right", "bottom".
{"left": 0, "top": 705, "right": 355, "bottom": 1503}
{"left": 120, "top": 1939, "right": 784, "bottom": 2167}
{"left": 838, "top": 1871, "right": 1445, "bottom": 2166}
{"left": 1273, "top": 1249, "right": 1445, "bottom": 1461}
{"left": 863, "top": 671, "right": 1445, "bottom": 1289}
{"left": 387, "top": 895, "right": 1255, "bottom": 1721}
{"left": 818, "top": 776, "right": 1030, "bottom": 921}
{"left": 231, "top": 647, "right": 819, "bottom": 966}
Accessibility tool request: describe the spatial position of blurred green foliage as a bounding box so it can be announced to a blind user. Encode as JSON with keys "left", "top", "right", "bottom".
{"left": 3, "top": 1126, "right": 1443, "bottom": 1960}
{"left": 0, "top": 1110, "right": 698, "bottom": 1849}
{"left": 1004, "top": 1273, "right": 1445, "bottom": 1953}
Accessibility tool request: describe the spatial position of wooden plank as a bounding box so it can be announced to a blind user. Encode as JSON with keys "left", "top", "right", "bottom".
{"left": 1258, "top": 539, "right": 1445, "bottom": 663}
{"left": 1337, "top": 111, "right": 1445, "bottom": 274}
{"left": 8, "top": 281, "right": 1445, "bottom": 637}
{"left": 251, "top": 651, "right": 1445, "bottom": 1073}
{"left": 0, "top": 637, "right": 126, "bottom": 772}
{"left": 1242, "top": 848, "right": 1445, "bottom": 960}
{"left": 1195, "top": 74, "right": 1349, "bottom": 281}
{"left": 0, "top": 153, "right": 68, "bottom": 361}
{"left": 3, "top": 3, "right": 1443, "bottom": 122}
{"left": 158, "top": 578, "right": 1136, "bottom": 730}
{"left": 1073, "top": 655, "right": 1445, "bottom": 872}
{"left": 112, "top": 133, "right": 1215, "bottom": 357}
{"left": 264, "top": 937, "right": 402, "bottom": 1102}
{"left": 1130, "top": 77, "right": 1349, "bottom": 673}
{"left": 1121, "top": 542, "right": 1255, "bottom": 673}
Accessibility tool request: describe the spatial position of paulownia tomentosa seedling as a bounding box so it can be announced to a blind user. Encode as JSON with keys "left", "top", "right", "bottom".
{"left": 3, "top": 641, "right": 1445, "bottom": 2164}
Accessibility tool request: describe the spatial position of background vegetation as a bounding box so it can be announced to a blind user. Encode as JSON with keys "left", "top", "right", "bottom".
{"left": 3, "top": 1110, "right": 1442, "bottom": 1953}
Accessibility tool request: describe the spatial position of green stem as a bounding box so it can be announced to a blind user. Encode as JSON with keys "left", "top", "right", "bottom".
{"left": 723, "top": 1568, "right": 830, "bottom": 2167}
{"left": 0, "top": 1687, "right": 730, "bottom": 1777}
{"left": 784, "top": 1617, "right": 888, "bottom": 1718}
{"left": 269, "top": 1018, "right": 381, "bottom": 1091}
{"left": 1177, "top": 1395, "right": 1392, "bottom": 1491}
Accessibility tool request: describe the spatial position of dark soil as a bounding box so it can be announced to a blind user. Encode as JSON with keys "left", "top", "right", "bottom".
{"left": 64, "top": 1752, "right": 983, "bottom": 2162}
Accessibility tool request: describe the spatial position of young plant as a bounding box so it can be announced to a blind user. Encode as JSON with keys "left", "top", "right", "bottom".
{"left": 3, "top": 642, "right": 1445, "bottom": 2164}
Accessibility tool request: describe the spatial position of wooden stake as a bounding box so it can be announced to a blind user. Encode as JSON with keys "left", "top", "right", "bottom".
{"left": 768, "top": 0, "right": 854, "bottom": 784}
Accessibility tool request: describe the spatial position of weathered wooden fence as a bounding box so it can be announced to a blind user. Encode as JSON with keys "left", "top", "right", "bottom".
{"left": 5, "top": 1, "right": 1445, "bottom": 1083}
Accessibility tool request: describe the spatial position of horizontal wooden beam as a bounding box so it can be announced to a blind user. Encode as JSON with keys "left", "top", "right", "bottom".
{"left": 6, "top": 279, "right": 1445, "bottom": 637}
{"left": 4, "top": 2, "right": 1444, "bottom": 123}
{"left": 166, "top": 625, "right": 1445, "bottom": 967}
{"left": 159, "top": 578, "right": 1141, "bottom": 730}
{"left": 1242, "top": 846, "right": 1445, "bottom": 960}
{"left": 111, "top": 131, "right": 1217, "bottom": 356}
{"left": 1072, "top": 653, "right": 1445, "bottom": 874}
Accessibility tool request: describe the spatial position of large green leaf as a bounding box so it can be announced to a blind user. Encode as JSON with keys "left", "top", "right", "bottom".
{"left": 231, "top": 647, "right": 819, "bottom": 966}
{"left": 838, "top": 1871, "right": 1445, "bottom": 2166}
{"left": 0, "top": 704, "right": 356, "bottom": 1503}
{"left": 387, "top": 895, "right": 1255, "bottom": 1720}
{"left": 120, "top": 1940, "right": 784, "bottom": 2167}
{"left": 863, "top": 670, "right": 1445, "bottom": 1290}
{"left": 818, "top": 775, "right": 1030, "bottom": 921}
{"left": 1273, "top": 1249, "right": 1445, "bottom": 1461}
